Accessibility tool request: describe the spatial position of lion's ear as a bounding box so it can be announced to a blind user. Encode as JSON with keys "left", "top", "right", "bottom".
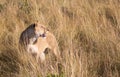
{"left": 41, "top": 25, "right": 49, "bottom": 31}
{"left": 34, "top": 22, "right": 38, "bottom": 27}
{"left": 33, "top": 23, "right": 36, "bottom": 27}
{"left": 34, "top": 21, "right": 39, "bottom": 26}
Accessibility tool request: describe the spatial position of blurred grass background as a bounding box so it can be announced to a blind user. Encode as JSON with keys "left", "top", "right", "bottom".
{"left": 0, "top": 0, "right": 120, "bottom": 77}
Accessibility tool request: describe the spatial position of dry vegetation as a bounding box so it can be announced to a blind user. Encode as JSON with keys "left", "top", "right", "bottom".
{"left": 0, "top": 0, "right": 120, "bottom": 77}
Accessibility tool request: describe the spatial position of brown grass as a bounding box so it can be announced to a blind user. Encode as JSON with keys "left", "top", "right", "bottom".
{"left": 0, "top": 0, "right": 120, "bottom": 77}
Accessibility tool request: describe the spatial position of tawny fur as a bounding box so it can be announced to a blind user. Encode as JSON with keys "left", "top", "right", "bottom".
{"left": 31, "top": 30, "right": 60, "bottom": 62}
{"left": 45, "top": 31, "right": 60, "bottom": 58}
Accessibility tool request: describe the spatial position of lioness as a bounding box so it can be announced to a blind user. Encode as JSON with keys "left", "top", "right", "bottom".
{"left": 28, "top": 26, "right": 60, "bottom": 62}
{"left": 19, "top": 23, "right": 60, "bottom": 62}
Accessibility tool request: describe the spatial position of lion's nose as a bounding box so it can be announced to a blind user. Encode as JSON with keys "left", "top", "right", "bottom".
{"left": 40, "top": 33, "right": 46, "bottom": 37}
{"left": 42, "top": 33, "right": 46, "bottom": 37}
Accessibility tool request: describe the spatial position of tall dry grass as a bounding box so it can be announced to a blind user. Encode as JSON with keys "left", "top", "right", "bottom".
{"left": 0, "top": 0, "right": 120, "bottom": 77}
